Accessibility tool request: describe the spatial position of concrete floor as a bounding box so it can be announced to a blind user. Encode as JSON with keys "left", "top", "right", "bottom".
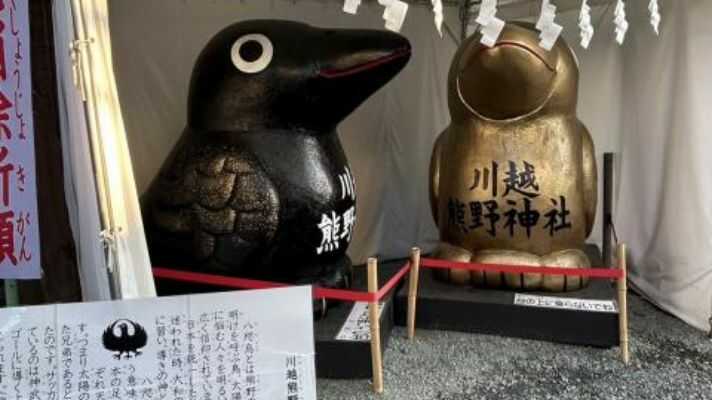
{"left": 317, "top": 293, "right": 712, "bottom": 399}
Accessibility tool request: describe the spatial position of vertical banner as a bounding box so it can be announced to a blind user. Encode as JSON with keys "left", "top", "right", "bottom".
{"left": 0, "top": 0, "right": 41, "bottom": 279}
{"left": 0, "top": 286, "right": 317, "bottom": 400}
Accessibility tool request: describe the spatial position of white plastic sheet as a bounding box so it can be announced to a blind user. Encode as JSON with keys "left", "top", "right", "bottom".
{"left": 52, "top": 0, "right": 110, "bottom": 301}
{"left": 53, "top": 0, "right": 156, "bottom": 300}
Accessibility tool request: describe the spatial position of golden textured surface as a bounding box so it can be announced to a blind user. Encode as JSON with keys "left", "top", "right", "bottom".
{"left": 429, "top": 23, "right": 597, "bottom": 292}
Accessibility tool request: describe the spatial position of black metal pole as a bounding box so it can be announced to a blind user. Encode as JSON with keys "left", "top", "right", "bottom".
{"left": 602, "top": 153, "right": 614, "bottom": 267}
{"left": 460, "top": 0, "right": 472, "bottom": 41}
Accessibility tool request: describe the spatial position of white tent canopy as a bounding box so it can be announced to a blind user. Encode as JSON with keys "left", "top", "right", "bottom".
{"left": 54, "top": 0, "right": 712, "bottom": 332}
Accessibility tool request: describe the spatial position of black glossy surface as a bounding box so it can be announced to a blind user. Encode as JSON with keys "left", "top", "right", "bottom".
{"left": 143, "top": 20, "right": 411, "bottom": 287}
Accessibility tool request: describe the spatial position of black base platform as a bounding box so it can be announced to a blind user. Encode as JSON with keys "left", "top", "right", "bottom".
{"left": 312, "top": 260, "right": 403, "bottom": 379}
{"left": 154, "top": 260, "right": 404, "bottom": 379}
{"left": 394, "top": 245, "right": 619, "bottom": 348}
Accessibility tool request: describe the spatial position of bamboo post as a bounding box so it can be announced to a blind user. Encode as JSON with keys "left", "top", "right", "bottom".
{"left": 367, "top": 257, "right": 384, "bottom": 394}
{"left": 617, "top": 243, "right": 630, "bottom": 365}
{"left": 407, "top": 247, "right": 422, "bottom": 340}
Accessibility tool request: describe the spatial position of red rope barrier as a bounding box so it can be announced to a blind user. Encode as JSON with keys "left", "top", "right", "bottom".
{"left": 153, "top": 262, "right": 412, "bottom": 303}
{"left": 419, "top": 257, "right": 623, "bottom": 279}
{"left": 376, "top": 262, "right": 411, "bottom": 301}
{"left": 154, "top": 255, "right": 618, "bottom": 304}
{"left": 312, "top": 287, "right": 374, "bottom": 302}
{"left": 153, "top": 267, "right": 288, "bottom": 290}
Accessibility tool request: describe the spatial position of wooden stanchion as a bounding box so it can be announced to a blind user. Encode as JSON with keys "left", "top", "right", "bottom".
{"left": 407, "top": 247, "right": 421, "bottom": 340}
{"left": 367, "top": 257, "right": 384, "bottom": 394}
{"left": 617, "top": 243, "right": 630, "bottom": 365}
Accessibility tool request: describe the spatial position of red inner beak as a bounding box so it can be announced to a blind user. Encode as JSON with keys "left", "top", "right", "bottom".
{"left": 318, "top": 47, "right": 411, "bottom": 79}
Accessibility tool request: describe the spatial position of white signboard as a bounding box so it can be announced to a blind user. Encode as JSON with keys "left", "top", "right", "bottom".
{"left": 0, "top": 0, "right": 41, "bottom": 279}
{"left": 514, "top": 293, "right": 618, "bottom": 314}
{"left": 335, "top": 302, "right": 385, "bottom": 342}
{"left": 0, "top": 287, "right": 316, "bottom": 400}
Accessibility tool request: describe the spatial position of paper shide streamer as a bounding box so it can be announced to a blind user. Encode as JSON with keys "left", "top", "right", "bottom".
{"left": 649, "top": 0, "right": 660, "bottom": 35}
{"left": 536, "top": 0, "right": 562, "bottom": 51}
{"left": 343, "top": 0, "right": 361, "bottom": 14}
{"left": 476, "top": 0, "right": 505, "bottom": 48}
{"left": 614, "top": 0, "right": 629, "bottom": 45}
{"left": 378, "top": 0, "right": 409, "bottom": 32}
{"left": 432, "top": 0, "right": 443, "bottom": 37}
{"left": 345, "top": 0, "right": 440, "bottom": 36}
{"left": 578, "top": 0, "right": 594, "bottom": 49}
{"left": 340, "top": 0, "right": 656, "bottom": 44}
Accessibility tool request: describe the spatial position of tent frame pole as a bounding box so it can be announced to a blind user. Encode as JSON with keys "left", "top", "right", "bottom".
{"left": 603, "top": 153, "right": 614, "bottom": 267}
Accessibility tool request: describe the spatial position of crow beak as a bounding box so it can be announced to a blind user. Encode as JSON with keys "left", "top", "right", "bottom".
{"left": 302, "top": 28, "right": 411, "bottom": 129}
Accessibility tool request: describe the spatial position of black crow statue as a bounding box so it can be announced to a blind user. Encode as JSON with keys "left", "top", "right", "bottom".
{"left": 143, "top": 20, "right": 411, "bottom": 315}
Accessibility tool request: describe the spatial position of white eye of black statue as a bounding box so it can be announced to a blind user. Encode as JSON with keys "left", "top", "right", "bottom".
{"left": 231, "top": 34, "right": 273, "bottom": 74}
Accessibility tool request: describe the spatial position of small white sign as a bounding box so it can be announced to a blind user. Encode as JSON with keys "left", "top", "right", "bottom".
{"left": 335, "top": 302, "right": 385, "bottom": 342}
{"left": 514, "top": 293, "right": 618, "bottom": 314}
{"left": 0, "top": 287, "right": 316, "bottom": 400}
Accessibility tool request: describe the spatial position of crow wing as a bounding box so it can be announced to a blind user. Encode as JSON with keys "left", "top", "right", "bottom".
{"left": 146, "top": 140, "right": 280, "bottom": 270}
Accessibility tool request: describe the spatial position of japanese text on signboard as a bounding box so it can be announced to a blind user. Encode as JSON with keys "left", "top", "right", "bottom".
{"left": 0, "top": 287, "right": 317, "bottom": 400}
{"left": 0, "top": 0, "right": 41, "bottom": 279}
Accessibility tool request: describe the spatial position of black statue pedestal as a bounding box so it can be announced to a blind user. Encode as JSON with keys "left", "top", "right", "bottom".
{"left": 394, "top": 245, "right": 619, "bottom": 347}
{"left": 314, "top": 259, "right": 403, "bottom": 379}
{"left": 154, "top": 260, "right": 403, "bottom": 379}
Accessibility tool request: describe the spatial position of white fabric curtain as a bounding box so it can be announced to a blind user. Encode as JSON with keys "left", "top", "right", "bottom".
{"left": 107, "top": 0, "right": 711, "bottom": 330}
{"left": 494, "top": 0, "right": 712, "bottom": 332}
{"left": 616, "top": 0, "right": 712, "bottom": 332}
{"left": 52, "top": 0, "right": 156, "bottom": 300}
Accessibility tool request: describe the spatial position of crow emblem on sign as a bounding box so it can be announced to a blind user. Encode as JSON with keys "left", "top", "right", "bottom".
{"left": 102, "top": 319, "right": 148, "bottom": 359}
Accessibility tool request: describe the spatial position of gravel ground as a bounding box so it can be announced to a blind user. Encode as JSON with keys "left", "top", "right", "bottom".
{"left": 317, "top": 293, "right": 712, "bottom": 400}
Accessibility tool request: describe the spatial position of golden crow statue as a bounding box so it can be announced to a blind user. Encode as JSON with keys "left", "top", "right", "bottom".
{"left": 429, "top": 23, "right": 597, "bottom": 292}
